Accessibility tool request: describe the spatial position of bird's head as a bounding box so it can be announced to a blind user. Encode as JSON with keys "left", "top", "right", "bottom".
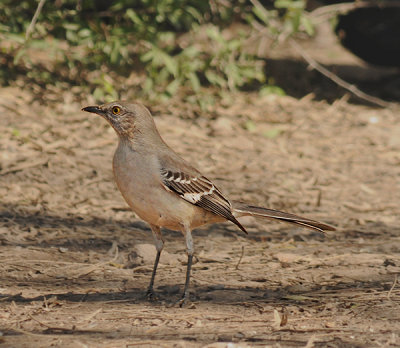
{"left": 82, "top": 101, "right": 156, "bottom": 140}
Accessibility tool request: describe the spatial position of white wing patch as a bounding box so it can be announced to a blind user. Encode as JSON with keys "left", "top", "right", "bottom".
{"left": 160, "top": 167, "right": 247, "bottom": 233}
{"left": 160, "top": 168, "right": 220, "bottom": 204}
{"left": 173, "top": 176, "right": 192, "bottom": 184}
{"left": 183, "top": 185, "right": 215, "bottom": 203}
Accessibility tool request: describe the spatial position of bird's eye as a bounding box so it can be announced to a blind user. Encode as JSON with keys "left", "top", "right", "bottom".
{"left": 112, "top": 106, "right": 121, "bottom": 115}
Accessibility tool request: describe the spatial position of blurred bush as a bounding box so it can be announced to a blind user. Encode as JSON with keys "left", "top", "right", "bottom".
{"left": 0, "top": 0, "right": 311, "bottom": 102}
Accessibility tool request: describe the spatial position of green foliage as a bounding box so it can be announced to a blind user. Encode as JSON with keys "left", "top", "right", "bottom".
{"left": 250, "top": 0, "right": 314, "bottom": 38}
{"left": 260, "top": 84, "right": 286, "bottom": 96}
{"left": 275, "top": 0, "right": 314, "bottom": 36}
{"left": 0, "top": 0, "right": 313, "bottom": 102}
{"left": 141, "top": 24, "right": 265, "bottom": 98}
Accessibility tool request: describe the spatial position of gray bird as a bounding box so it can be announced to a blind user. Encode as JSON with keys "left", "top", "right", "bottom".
{"left": 82, "top": 101, "right": 335, "bottom": 306}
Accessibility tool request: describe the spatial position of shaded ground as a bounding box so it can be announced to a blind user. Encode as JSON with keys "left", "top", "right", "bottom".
{"left": 1, "top": 29, "right": 400, "bottom": 348}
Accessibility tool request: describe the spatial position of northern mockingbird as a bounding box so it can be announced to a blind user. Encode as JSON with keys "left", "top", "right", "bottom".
{"left": 82, "top": 101, "right": 335, "bottom": 306}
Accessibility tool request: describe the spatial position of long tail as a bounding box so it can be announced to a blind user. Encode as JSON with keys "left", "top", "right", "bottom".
{"left": 232, "top": 201, "right": 336, "bottom": 233}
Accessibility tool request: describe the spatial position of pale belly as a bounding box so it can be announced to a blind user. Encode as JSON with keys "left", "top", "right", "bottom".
{"left": 112, "top": 146, "right": 223, "bottom": 231}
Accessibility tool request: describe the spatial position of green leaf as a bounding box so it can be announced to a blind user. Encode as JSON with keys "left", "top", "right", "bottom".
{"left": 143, "top": 78, "right": 154, "bottom": 93}
{"left": 263, "top": 128, "right": 282, "bottom": 139}
{"left": 63, "top": 23, "right": 80, "bottom": 31}
{"left": 188, "top": 72, "right": 200, "bottom": 91}
{"left": 275, "top": 0, "right": 304, "bottom": 9}
{"left": 13, "top": 48, "right": 26, "bottom": 64}
{"left": 126, "top": 9, "right": 142, "bottom": 25}
{"left": 301, "top": 16, "right": 314, "bottom": 36}
{"left": 161, "top": 52, "right": 178, "bottom": 77}
{"left": 141, "top": 50, "right": 155, "bottom": 62}
{"left": 78, "top": 29, "right": 91, "bottom": 38}
{"left": 11, "top": 128, "right": 21, "bottom": 137}
{"left": 166, "top": 79, "right": 180, "bottom": 95}
{"left": 252, "top": 5, "right": 269, "bottom": 25}
{"left": 260, "top": 85, "right": 286, "bottom": 96}
{"left": 245, "top": 120, "right": 257, "bottom": 132}
{"left": 205, "top": 70, "right": 226, "bottom": 88}
{"left": 3, "top": 33, "right": 25, "bottom": 44}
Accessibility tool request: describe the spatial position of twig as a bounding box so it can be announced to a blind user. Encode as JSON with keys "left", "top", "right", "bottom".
{"left": 315, "top": 189, "right": 322, "bottom": 207}
{"left": 26, "top": 0, "right": 47, "bottom": 40}
{"left": 235, "top": 245, "right": 245, "bottom": 270}
{"left": 28, "top": 313, "right": 73, "bottom": 332}
{"left": 387, "top": 274, "right": 398, "bottom": 300}
{"left": 80, "top": 308, "right": 102, "bottom": 323}
{"left": 289, "top": 39, "right": 392, "bottom": 108}
{"left": 127, "top": 342, "right": 170, "bottom": 348}
{"left": 304, "top": 334, "right": 317, "bottom": 348}
{"left": 71, "top": 243, "right": 119, "bottom": 279}
{"left": 0, "top": 157, "right": 49, "bottom": 176}
{"left": 6, "top": 326, "right": 57, "bottom": 337}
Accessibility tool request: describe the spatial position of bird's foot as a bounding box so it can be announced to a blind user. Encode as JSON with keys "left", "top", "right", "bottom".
{"left": 146, "top": 288, "right": 158, "bottom": 301}
{"left": 177, "top": 291, "right": 190, "bottom": 308}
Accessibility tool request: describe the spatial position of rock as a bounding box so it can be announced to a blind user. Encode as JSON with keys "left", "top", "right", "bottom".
{"left": 274, "top": 252, "right": 304, "bottom": 264}
{"left": 128, "top": 244, "right": 177, "bottom": 266}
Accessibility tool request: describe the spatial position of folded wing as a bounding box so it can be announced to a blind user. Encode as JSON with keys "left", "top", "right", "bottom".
{"left": 160, "top": 168, "right": 247, "bottom": 233}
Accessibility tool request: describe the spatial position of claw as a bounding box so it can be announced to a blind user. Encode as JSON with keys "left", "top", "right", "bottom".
{"left": 177, "top": 290, "right": 190, "bottom": 308}
{"left": 146, "top": 289, "right": 158, "bottom": 301}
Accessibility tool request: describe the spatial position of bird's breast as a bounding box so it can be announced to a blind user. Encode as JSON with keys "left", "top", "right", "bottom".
{"left": 112, "top": 144, "right": 160, "bottom": 219}
{"left": 112, "top": 142, "right": 220, "bottom": 231}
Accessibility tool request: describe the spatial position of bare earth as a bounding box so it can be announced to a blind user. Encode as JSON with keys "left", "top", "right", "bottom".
{"left": 1, "top": 36, "right": 400, "bottom": 347}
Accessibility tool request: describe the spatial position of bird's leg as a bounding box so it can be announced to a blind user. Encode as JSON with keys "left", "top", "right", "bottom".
{"left": 146, "top": 224, "right": 163, "bottom": 301}
{"left": 180, "top": 254, "right": 193, "bottom": 307}
{"left": 179, "top": 227, "right": 194, "bottom": 307}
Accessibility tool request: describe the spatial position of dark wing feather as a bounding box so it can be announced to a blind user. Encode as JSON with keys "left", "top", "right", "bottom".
{"left": 160, "top": 168, "right": 247, "bottom": 233}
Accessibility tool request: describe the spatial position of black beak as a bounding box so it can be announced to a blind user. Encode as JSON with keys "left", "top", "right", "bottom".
{"left": 82, "top": 105, "right": 105, "bottom": 116}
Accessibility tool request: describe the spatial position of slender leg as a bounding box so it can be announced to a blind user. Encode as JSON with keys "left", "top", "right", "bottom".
{"left": 146, "top": 224, "right": 163, "bottom": 300}
{"left": 179, "top": 226, "right": 194, "bottom": 307}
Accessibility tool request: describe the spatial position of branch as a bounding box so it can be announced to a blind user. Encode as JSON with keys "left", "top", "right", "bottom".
{"left": 249, "top": 0, "right": 395, "bottom": 108}
{"left": 289, "top": 39, "right": 392, "bottom": 108}
{"left": 26, "top": 0, "right": 47, "bottom": 40}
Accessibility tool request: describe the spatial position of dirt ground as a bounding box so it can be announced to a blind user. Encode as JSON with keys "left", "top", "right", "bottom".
{"left": 1, "top": 28, "right": 400, "bottom": 348}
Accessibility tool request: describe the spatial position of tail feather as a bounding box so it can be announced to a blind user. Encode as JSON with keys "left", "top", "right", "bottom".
{"left": 232, "top": 201, "right": 336, "bottom": 233}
